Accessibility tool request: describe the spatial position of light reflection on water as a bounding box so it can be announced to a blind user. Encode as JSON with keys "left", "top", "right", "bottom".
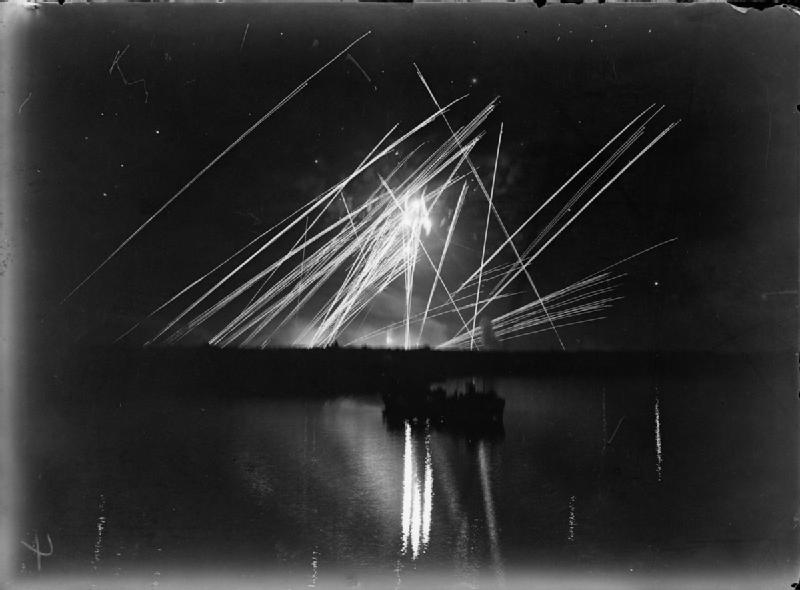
{"left": 401, "top": 421, "right": 434, "bottom": 560}
{"left": 230, "top": 381, "right": 661, "bottom": 582}
{"left": 478, "top": 440, "right": 504, "bottom": 585}
{"left": 232, "top": 398, "right": 507, "bottom": 581}
{"left": 309, "top": 547, "right": 318, "bottom": 588}
{"left": 567, "top": 494, "right": 576, "bottom": 543}
{"left": 401, "top": 421, "right": 413, "bottom": 556}
{"left": 654, "top": 394, "right": 663, "bottom": 482}
{"left": 18, "top": 360, "right": 798, "bottom": 583}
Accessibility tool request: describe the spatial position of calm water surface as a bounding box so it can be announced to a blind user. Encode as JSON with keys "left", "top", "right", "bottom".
{"left": 16, "top": 355, "right": 798, "bottom": 587}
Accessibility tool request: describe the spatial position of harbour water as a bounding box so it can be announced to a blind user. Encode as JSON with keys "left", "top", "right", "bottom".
{"left": 14, "top": 353, "right": 798, "bottom": 588}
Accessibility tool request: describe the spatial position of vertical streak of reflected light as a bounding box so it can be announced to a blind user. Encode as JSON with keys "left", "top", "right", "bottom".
{"left": 567, "top": 494, "right": 576, "bottom": 542}
{"left": 654, "top": 394, "right": 663, "bottom": 482}
{"left": 478, "top": 441, "right": 504, "bottom": 585}
{"left": 401, "top": 421, "right": 413, "bottom": 554}
{"left": 422, "top": 428, "right": 433, "bottom": 549}
{"left": 309, "top": 548, "right": 319, "bottom": 588}
{"left": 400, "top": 422, "right": 434, "bottom": 560}
{"left": 411, "top": 479, "right": 422, "bottom": 559}
{"left": 92, "top": 493, "right": 106, "bottom": 571}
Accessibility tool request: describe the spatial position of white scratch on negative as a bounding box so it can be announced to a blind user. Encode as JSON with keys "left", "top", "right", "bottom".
{"left": 606, "top": 416, "right": 625, "bottom": 445}
{"left": 20, "top": 533, "right": 54, "bottom": 571}
{"left": 109, "top": 45, "right": 149, "bottom": 104}
{"left": 18, "top": 92, "right": 32, "bottom": 114}
{"left": 346, "top": 53, "right": 374, "bottom": 87}
{"left": 240, "top": 24, "right": 250, "bottom": 53}
{"left": 61, "top": 31, "right": 371, "bottom": 305}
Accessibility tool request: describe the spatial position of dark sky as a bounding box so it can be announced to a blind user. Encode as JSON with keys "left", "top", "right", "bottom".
{"left": 9, "top": 3, "right": 799, "bottom": 352}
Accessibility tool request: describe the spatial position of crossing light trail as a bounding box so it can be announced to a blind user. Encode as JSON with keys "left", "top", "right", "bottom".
{"left": 478, "top": 105, "right": 665, "bottom": 306}
{"left": 437, "top": 272, "right": 623, "bottom": 349}
{"left": 61, "top": 30, "right": 373, "bottom": 305}
{"left": 348, "top": 235, "right": 675, "bottom": 349}
{"left": 454, "top": 103, "right": 660, "bottom": 295}
{"left": 145, "top": 96, "right": 472, "bottom": 346}
{"left": 413, "top": 63, "right": 566, "bottom": 351}
{"left": 150, "top": 99, "right": 493, "bottom": 348}
{"left": 445, "top": 112, "right": 679, "bottom": 345}
{"left": 465, "top": 120, "right": 681, "bottom": 327}
{"left": 102, "top": 55, "right": 678, "bottom": 351}
{"left": 471, "top": 122, "right": 503, "bottom": 350}
{"left": 415, "top": 180, "right": 468, "bottom": 347}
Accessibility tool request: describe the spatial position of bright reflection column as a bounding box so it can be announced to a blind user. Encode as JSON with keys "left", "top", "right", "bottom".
{"left": 400, "top": 421, "right": 434, "bottom": 560}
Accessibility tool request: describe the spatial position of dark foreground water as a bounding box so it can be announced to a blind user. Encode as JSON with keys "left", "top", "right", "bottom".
{"left": 13, "top": 354, "right": 798, "bottom": 589}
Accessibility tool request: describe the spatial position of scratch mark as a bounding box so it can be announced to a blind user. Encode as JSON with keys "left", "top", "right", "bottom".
{"left": 346, "top": 53, "right": 376, "bottom": 90}
{"left": 61, "top": 30, "right": 371, "bottom": 304}
{"left": 21, "top": 533, "right": 53, "bottom": 571}
{"left": 606, "top": 416, "right": 625, "bottom": 445}
{"left": 761, "top": 290, "right": 798, "bottom": 299}
{"left": 109, "top": 45, "right": 149, "bottom": 104}
{"left": 108, "top": 46, "right": 127, "bottom": 75}
{"left": 18, "top": 92, "right": 32, "bottom": 114}
{"left": 239, "top": 23, "right": 250, "bottom": 53}
{"left": 235, "top": 210, "right": 262, "bottom": 226}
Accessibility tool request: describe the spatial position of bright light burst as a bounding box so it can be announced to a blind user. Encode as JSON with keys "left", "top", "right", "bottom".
{"left": 402, "top": 198, "right": 432, "bottom": 236}
{"left": 115, "top": 55, "right": 679, "bottom": 351}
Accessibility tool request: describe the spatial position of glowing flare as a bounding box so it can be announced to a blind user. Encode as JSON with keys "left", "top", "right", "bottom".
{"left": 402, "top": 198, "right": 432, "bottom": 236}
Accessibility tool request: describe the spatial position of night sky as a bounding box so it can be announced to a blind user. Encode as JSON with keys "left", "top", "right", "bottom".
{"left": 8, "top": 3, "right": 799, "bottom": 353}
